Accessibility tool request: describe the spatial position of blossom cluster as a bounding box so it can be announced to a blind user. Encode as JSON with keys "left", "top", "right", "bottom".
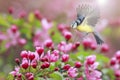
{"left": 10, "top": 49, "right": 101, "bottom": 80}
{"left": 9, "top": 37, "right": 103, "bottom": 80}
{"left": 0, "top": 6, "right": 115, "bottom": 80}
{"left": 0, "top": 25, "right": 26, "bottom": 49}
{"left": 110, "top": 51, "right": 120, "bottom": 80}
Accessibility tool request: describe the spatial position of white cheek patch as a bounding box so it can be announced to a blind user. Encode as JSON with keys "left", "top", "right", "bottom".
{"left": 72, "top": 22, "right": 77, "bottom": 29}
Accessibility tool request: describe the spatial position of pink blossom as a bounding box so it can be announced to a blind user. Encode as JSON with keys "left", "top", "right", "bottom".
{"left": 10, "top": 66, "right": 20, "bottom": 76}
{"left": 29, "top": 51, "right": 40, "bottom": 61}
{"left": 33, "top": 29, "right": 51, "bottom": 47}
{"left": 21, "top": 58, "right": 29, "bottom": 69}
{"left": 41, "top": 18, "right": 53, "bottom": 31}
{"left": 45, "top": 50, "right": 59, "bottom": 62}
{"left": 86, "top": 55, "right": 96, "bottom": 65}
{"left": 68, "top": 67, "right": 78, "bottom": 78}
{"left": 44, "top": 39, "right": 53, "bottom": 48}
{"left": 18, "top": 38, "right": 27, "bottom": 46}
{"left": 85, "top": 55, "right": 102, "bottom": 80}
{"left": 0, "top": 32, "right": 7, "bottom": 41}
{"left": 61, "top": 54, "right": 69, "bottom": 62}
{"left": 58, "top": 41, "right": 72, "bottom": 53}
{"left": 5, "top": 26, "right": 26, "bottom": 48}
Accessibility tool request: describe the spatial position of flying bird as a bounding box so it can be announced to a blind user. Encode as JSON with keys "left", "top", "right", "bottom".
{"left": 71, "top": 3, "right": 104, "bottom": 45}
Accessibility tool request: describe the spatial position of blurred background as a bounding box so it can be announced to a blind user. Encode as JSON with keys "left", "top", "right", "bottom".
{"left": 0, "top": 0, "right": 119, "bottom": 56}
{"left": 0, "top": 0, "right": 120, "bottom": 79}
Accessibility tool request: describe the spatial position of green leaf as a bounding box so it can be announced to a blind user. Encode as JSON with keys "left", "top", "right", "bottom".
{"left": 96, "top": 54, "right": 110, "bottom": 63}
{"left": 49, "top": 72, "right": 64, "bottom": 80}
{"left": 49, "top": 63, "right": 55, "bottom": 71}
{"left": 0, "top": 41, "right": 7, "bottom": 53}
{"left": 21, "top": 23, "right": 32, "bottom": 39}
{"left": 0, "top": 15, "right": 10, "bottom": 27}
{"left": 102, "top": 68, "right": 115, "bottom": 80}
{"left": 6, "top": 74, "right": 14, "bottom": 80}
{"left": 49, "top": 23, "right": 64, "bottom": 43}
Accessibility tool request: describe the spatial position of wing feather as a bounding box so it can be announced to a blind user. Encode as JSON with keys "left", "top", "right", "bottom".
{"left": 76, "top": 3, "right": 100, "bottom": 27}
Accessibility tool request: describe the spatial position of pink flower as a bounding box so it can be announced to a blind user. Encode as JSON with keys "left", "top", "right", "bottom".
{"left": 0, "top": 32, "right": 7, "bottom": 41}
{"left": 28, "top": 51, "right": 35, "bottom": 61}
{"left": 68, "top": 67, "right": 78, "bottom": 78}
{"left": 36, "top": 47, "right": 44, "bottom": 56}
{"left": 110, "top": 51, "right": 120, "bottom": 70}
{"left": 10, "top": 66, "right": 20, "bottom": 76}
{"left": 20, "top": 50, "right": 28, "bottom": 58}
{"left": 61, "top": 54, "right": 69, "bottom": 62}
{"left": 34, "top": 10, "right": 43, "bottom": 20}
{"left": 58, "top": 41, "right": 72, "bottom": 53}
{"left": 21, "top": 58, "right": 29, "bottom": 69}
{"left": 85, "top": 55, "right": 102, "bottom": 80}
{"left": 5, "top": 25, "right": 26, "bottom": 48}
{"left": 18, "top": 38, "right": 27, "bottom": 46}
{"left": 41, "top": 18, "right": 53, "bottom": 31}
{"left": 63, "top": 31, "right": 72, "bottom": 41}
{"left": 44, "top": 39, "right": 53, "bottom": 48}
{"left": 86, "top": 55, "right": 96, "bottom": 65}
{"left": 101, "top": 43, "right": 109, "bottom": 53}
{"left": 33, "top": 29, "right": 51, "bottom": 47}
{"left": 45, "top": 50, "right": 59, "bottom": 62}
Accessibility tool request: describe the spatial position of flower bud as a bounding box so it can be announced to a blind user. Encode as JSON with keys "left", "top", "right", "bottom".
{"left": 54, "top": 67, "right": 59, "bottom": 71}
{"left": 86, "top": 55, "right": 96, "bottom": 65}
{"left": 58, "top": 24, "right": 65, "bottom": 32}
{"left": 19, "top": 11, "right": 26, "bottom": 18}
{"left": 101, "top": 44, "right": 109, "bottom": 53}
{"left": 36, "top": 47, "right": 44, "bottom": 56}
{"left": 75, "top": 42, "right": 80, "bottom": 47}
{"left": 115, "top": 51, "right": 120, "bottom": 60}
{"left": 25, "top": 73, "right": 33, "bottom": 79}
{"left": 63, "top": 64, "right": 71, "bottom": 70}
{"left": 21, "top": 62, "right": 29, "bottom": 69}
{"left": 61, "top": 54, "right": 69, "bottom": 62}
{"left": 20, "top": 51, "right": 28, "bottom": 58}
{"left": 31, "top": 62, "right": 37, "bottom": 68}
{"left": 110, "top": 58, "right": 116, "bottom": 66}
{"left": 75, "top": 62, "right": 82, "bottom": 68}
{"left": 28, "top": 52, "right": 35, "bottom": 61}
{"left": 40, "top": 57, "right": 49, "bottom": 62}
{"left": 15, "top": 58, "right": 20, "bottom": 65}
{"left": 17, "top": 73, "right": 22, "bottom": 78}
{"left": 11, "top": 25, "right": 18, "bottom": 33}
{"left": 82, "top": 39, "right": 92, "bottom": 49}
{"left": 41, "top": 62, "right": 50, "bottom": 69}
{"left": 44, "top": 40, "right": 53, "bottom": 48}
{"left": 34, "top": 10, "right": 42, "bottom": 20}
{"left": 90, "top": 43, "right": 97, "bottom": 50}
{"left": 115, "top": 70, "right": 120, "bottom": 77}
{"left": 28, "top": 75, "right": 34, "bottom": 80}
{"left": 8, "top": 7, "right": 14, "bottom": 14}
{"left": 64, "top": 31, "right": 72, "bottom": 41}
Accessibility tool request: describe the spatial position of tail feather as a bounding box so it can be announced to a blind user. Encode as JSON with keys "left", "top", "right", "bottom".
{"left": 93, "top": 32, "right": 104, "bottom": 45}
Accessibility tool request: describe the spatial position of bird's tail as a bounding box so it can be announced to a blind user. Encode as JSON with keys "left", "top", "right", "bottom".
{"left": 93, "top": 32, "right": 104, "bottom": 45}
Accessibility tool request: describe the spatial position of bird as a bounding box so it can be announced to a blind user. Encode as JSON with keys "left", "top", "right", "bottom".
{"left": 70, "top": 3, "right": 104, "bottom": 45}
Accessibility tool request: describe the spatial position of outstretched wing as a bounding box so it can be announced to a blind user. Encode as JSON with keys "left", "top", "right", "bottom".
{"left": 86, "top": 5, "right": 100, "bottom": 27}
{"left": 76, "top": 3, "right": 91, "bottom": 17}
{"left": 76, "top": 3, "right": 100, "bottom": 27}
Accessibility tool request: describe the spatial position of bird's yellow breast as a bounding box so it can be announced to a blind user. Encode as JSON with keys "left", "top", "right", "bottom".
{"left": 76, "top": 25, "right": 94, "bottom": 33}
